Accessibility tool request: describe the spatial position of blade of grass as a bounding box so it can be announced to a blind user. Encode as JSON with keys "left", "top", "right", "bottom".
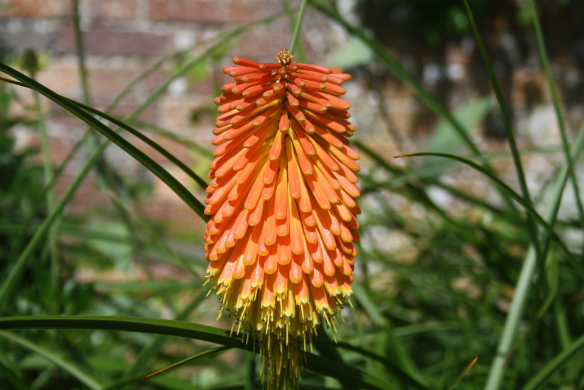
{"left": 352, "top": 284, "right": 423, "bottom": 383}
{"left": 313, "top": 340, "right": 428, "bottom": 390}
{"left": 357, "top": 141, "right": 562, "bottom": 217}
{"left": 134, "top": 120, "right": 213, "bottom": 159}
{"left": 463, "top": 0, "right": 540, "bottom": 255}
{"left": 2, "top": 76, "right": 209, "bottom": 191}
{"left": 529, "top": 0, "right": 584, "bottom": 232}
{"left": 71, "top": 0, "right": 138, "bottom": 251}
{"left": 105, "top": 190, "right": 201, "bottom": 279}
{"left": 309, "top": 0, "right": 520, "bottom": 216}
{"left": 395, "top": 152, "right": 583, "bottom": 287}
{"left": 0, "top": 360, "right": 28, "bottom": 390}
{"left": 32, "top": 86, "right": 60, "bottom": 298}
{"left": 73, "top": 0, "right": 91, "bottom": 106}
{"left": 446, "top": 357, "right": 478, "bottom": 390}
{"left": 142, "top": 347, "right": 230, "bottom": 380}
{"left": 0, "top": 316, "right": 395, "bottom": 390}
{"left": 395, "top": 152, "right": 556, "bottom": 234}
{"left": 484, "top": 117, "right": 584, "bottom": 390}
{"left": 0, "top": 64, "right": 207, "bottom": 219}
{"left": 279, "top": 0, "right": 307, "bottom": 62}
{"left": 122, "top": 288, "right": 209, "bottom": 378}
{"left": 289, "top": 0, "right": 308, "bottom": 56}
{"left": 1, "top": 110, "right": 90, "bottom": 264}
{"left": 71, "top": 99, "right": 208, "bottom": 190}
{"left": 304, "top": 353, "right": 401, "bottom": 390}
{"left": 520, "top": 332, "right": 584, "bottom": 390}
{"left": 72, "top": 0, "right": 152, "bottom": 289}
{"left": 0, "top": 138, "right": 105, "bottom": 312}
{"left": 0, "top": 330, "right": 102, "bottom": 390}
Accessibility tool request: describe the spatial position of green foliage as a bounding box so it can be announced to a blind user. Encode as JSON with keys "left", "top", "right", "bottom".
{"left": 1, "top": 2, "right": 584, "bottom": 390}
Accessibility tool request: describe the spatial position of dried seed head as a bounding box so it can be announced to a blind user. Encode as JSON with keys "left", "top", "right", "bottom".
{"left": 275, "top": 48, "right": 294, "bottom": 67}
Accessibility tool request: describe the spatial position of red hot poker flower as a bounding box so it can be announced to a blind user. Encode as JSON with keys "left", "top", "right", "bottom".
{"left": 204, "top": 49, "right": 360, "bottom": 387}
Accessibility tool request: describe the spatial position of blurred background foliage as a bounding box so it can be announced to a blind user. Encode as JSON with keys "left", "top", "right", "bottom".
{"left": 1, "top": 0, "right": 584, "bottom": 389}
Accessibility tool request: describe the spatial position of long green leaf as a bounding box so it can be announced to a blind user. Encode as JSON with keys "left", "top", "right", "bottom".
{"left": 396, "top": 152, "right": 582, "bottom": 278}
{"left": 123, "top": 289, "right": 209, "bottom": 377}
{"left": 0, "top": 316, "right": 395, "bottom": 390}
{"left": 67, "top": 98, "right": 209, "bottom": 190}
{"left": 423, "top": 97, "right": 491, "bottom": 168}
{"left": 0, "top": 330, "right": 102, "bottom": 390}
{"left": 396, "top": 153, "right": 547, "bottom": 232}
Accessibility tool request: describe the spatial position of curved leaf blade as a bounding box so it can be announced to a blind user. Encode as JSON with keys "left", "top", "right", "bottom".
{"left": 0, "top": 63, "right": 208, "bottom": 222}
{"left": 0, "top": 315, "right": 395, "bottom": 390}
{"left": 0, "top": 330, "right": 103, "bottom": 390}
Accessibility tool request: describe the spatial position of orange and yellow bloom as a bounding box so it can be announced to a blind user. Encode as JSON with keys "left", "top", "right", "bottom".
{"left": 204, "top": 49, "right": 360, "bottom": 386}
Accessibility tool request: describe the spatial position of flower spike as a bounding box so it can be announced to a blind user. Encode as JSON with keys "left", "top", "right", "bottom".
{"left": 204, "top": 49, "right": 359, "bottom": 388}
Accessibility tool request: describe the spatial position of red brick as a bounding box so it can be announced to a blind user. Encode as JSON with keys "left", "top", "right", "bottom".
{"left": 137, "top": 134, "right": 192, "bottom": 166}
{"left": 96, "top": 103, "right": 158, "bottom": 124}
{"left": 36, "top": 60, "right": 80, "bottom": 95}
{"left": 89, "top": 0, "right": 136, "bottom": 20}
{"left": 158, "top": 95, "right": 211, "bottom": 136}
{"left": 0, "top": 0, "right": 70, "bottom": 18}
{"left": 229, "top": 29, "right": 290, "bottom": 62}
{"left": 57, "top": 172, "right": 112, "bottom": 214}
{"left": 56, "top": 27, "right": 170, "bottom": 57}
{"left": 87, "top": 67, "right": 141, "bottom": 93}
{"left": 147, "top": 0, "right": 254, "bottom": 23}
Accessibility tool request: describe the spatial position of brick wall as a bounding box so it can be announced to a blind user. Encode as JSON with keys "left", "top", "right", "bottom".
{"left": 1, "top": 0, "right": 582, "bottom": 225}
{"left": 0, "top": 0, "right": 337, "bottom": 227}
